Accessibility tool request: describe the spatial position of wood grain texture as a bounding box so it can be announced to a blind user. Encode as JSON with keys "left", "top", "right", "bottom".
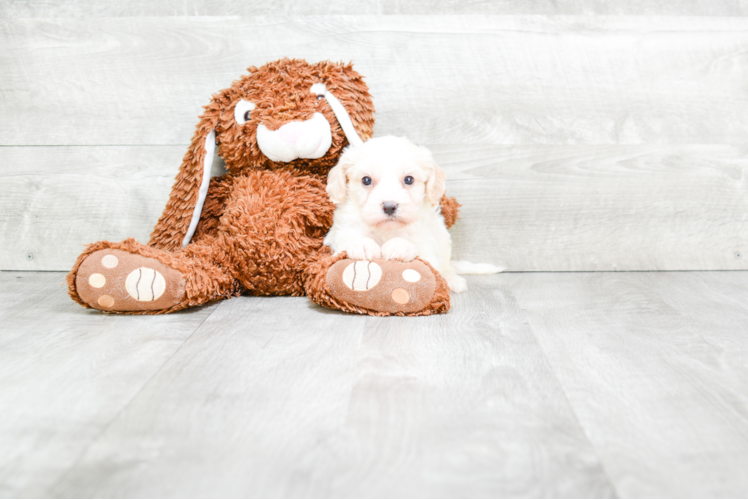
{"left": 4, "top": 271, "right": 748, "bottom": 497}
{"left": 0, "top": 146, "right": 180, "bottom": 271}
{"left": 2, "top": 144, "right": 745, "bottom": 272}
{"left": 509, "top": 271, "right": 748, "bottom": 497}
{"left": 0, "top": 270, "right": 218, "bottom": 498}
{"left": 48, "top": 278, "right": 614, "bottom": 498}
{"left": 4, "top": 0, "right": 748, "bottom": 16}
{"left": 444, "top": 144, "right": 748, "bottom": 271}
{"left": 3, "top": 16, "right": 748, "bottom": 146}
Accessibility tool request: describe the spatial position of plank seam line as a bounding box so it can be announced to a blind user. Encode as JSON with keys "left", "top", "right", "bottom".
{"left": 510, "top": 289, "right": 621, "bottom": 498}
{"left": 500, "top": 269, "right": 748, "bottom": 274}
{"left": 45, "top": 300, "right": 225, "bottom": 495}
{"left": 0, "top": 274, "right": 66, "bottom": 331}
{"left": 0, "top": 144, "right": 188, "bottom": 147}
{"left": 4, "top": 269, "right": 748, "bottom": 274}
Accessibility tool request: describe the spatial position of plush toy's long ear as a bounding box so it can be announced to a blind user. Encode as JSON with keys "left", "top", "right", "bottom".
{"left": 311, "top": 83, "right": 363, "bottom": 147}
{"left": 149, "top": 104, "right": 221, "bottom": 250}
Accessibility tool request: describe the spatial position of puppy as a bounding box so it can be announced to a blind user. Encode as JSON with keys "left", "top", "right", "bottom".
{"left": 324, "top": 136, "right": 501, "bottom": 293}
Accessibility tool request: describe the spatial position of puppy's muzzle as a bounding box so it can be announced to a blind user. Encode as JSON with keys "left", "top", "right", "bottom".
{"left": 382, "top": 202, "right": 398, "bottom": 216}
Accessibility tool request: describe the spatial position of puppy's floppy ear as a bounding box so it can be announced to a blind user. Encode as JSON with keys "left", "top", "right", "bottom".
{"left": 326, "top": 162, "right": 349, "bottom": 204}
{"left": 422, "top": 147, "right": 446, "bottom": 205}
{"left": 326, "top": 145, "right": 358, "bottom": 204}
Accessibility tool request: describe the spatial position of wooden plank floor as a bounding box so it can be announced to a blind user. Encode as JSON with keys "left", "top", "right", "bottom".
{"left": 2, "top": 271, "right": 748, "bottom": 497}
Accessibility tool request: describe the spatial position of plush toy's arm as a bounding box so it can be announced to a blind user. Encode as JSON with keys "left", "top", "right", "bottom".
{"left": 439, "top": 195, "right": 461, "bottom": 229}
{"left": 187, "top": 174, "right": 235, "bottom": 243}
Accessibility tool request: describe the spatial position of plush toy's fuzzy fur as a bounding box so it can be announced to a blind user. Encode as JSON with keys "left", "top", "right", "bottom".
{"left": 304, "top": 251, "right": 451, "bottom": 317}
{"left": 150, "top": 59, "right": 375, "bottom": 251}
{"left": 67, "top": 59, "right": 460, "bottom": 315}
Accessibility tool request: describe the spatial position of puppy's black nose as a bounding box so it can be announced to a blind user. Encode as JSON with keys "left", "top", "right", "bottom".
{"left": 382, "top": 202, "right": 398, "bottom": 216}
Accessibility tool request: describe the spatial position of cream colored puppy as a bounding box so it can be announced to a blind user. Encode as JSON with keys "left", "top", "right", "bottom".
{"left": 324, "top": 136, "right": 501, "bottom": 293}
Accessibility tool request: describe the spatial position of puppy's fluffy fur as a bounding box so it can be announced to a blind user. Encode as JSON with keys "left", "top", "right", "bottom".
{"left": 324, "top": 136, "right": 501, "bottom": 292}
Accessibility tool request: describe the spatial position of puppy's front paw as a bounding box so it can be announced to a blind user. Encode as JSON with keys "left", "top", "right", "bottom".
{"left": 381, "top": 237, "right": 417, "bottom": 262}
{"left": 445, "top": 274, "right": 468, "bottom": 293}
{"left": 346, "top": 237, "right": 382, "bottom": 261}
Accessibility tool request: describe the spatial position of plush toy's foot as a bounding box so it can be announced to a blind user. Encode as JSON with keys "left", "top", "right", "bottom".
{"left": 306, "top": 254, "right": 450, "bottom": 316}
{"left": 74, "top": 249, "right": 186, "bottom": 312}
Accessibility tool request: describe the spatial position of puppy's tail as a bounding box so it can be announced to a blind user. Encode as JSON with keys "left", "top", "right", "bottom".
{"left": 450, "top": 260, "right": 504, "bottom": 275}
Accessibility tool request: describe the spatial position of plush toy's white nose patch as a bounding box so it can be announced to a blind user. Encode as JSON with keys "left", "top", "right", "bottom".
{"left": 182, "top": 85, "right": 364, "bottom": 248}
{"left": 256, "top": 113, "right": 332, "bottom": 163}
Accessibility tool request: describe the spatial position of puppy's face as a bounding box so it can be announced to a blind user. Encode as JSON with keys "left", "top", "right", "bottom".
{"left": 327, "top": 136, "right": 446, "bottom": 231}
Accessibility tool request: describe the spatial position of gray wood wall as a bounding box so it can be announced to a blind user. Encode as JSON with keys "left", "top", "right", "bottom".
{"left": 2, "top": 2, "right": 747, "bottom": 271}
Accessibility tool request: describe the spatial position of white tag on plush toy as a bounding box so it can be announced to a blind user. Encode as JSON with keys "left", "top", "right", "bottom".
{"left": 181, "top": 87, "right": 362, "bottom": 248}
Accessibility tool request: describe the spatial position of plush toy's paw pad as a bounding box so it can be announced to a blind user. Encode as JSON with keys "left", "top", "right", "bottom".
{"left": 326, "top": 259, "right": 437, "bottom": 313}
{"left": 75, "top": 249, "right": 185, "bottom": 312}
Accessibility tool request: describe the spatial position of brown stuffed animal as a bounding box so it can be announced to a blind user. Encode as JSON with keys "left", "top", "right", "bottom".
{"left": 67, "top": 58, "right": 460, "bottom": 316}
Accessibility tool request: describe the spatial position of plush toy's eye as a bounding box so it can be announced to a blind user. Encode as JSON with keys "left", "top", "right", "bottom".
{"left": 234, "top": 99, "right": 256, "bottom": 125}
{"left": 404, "top": 176, "right": 414, "bottom": 185}
{"left": 316, "top": 94, "right": 324, "bottom": 100}
{"left": 362, "top": 176, "right": 372, "bottom": 186}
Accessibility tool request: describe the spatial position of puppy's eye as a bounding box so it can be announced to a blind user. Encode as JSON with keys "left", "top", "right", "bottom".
{"left": 362, "top": 176, "right": 372, "bottom": 186}
{"left": 404, "top": 176, "right": 414, "bottom": 185}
